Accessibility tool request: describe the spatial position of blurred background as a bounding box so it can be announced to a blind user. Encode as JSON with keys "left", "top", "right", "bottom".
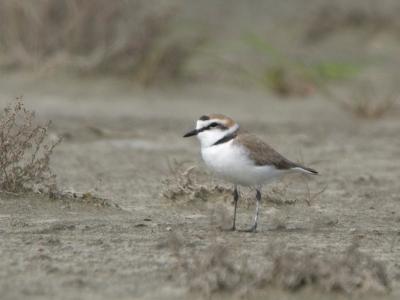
{"left": 1, "top": 0, "right": 400, "bottom": 101}
{"left": 2, "top": 1, "right": 400, "bottom": 300}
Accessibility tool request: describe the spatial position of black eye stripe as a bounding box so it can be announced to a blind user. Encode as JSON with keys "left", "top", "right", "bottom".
{"left": 198, "top": 122, "right": 227, "bottom": 132}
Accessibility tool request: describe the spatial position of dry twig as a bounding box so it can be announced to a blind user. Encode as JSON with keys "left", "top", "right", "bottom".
{"left": 0, "top": 97, "right": 60, "bottom": 194}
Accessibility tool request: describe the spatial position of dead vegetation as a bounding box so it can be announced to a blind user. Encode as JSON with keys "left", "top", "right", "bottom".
{"left": 0, "top": 98, "right": 122, "bottom": 207}
{"left": 344, "top": 91, "right": 398, "bottom": 119}
{"left": 0, "top": 0, "right": 203, "bottom": 84}
{"left": 161, "top": 160, "right": 232, "bottom": 204}
{"left": 0, "top": 98, "right": 60, "bottom": 194}
{"left": 268, "top": 243, "right": 390, "bottom": 294}
{"left": 168, "top": 234, "right": 256, "bottom": 296}
{"left": 329, "top": 82, "right": 399, "bottom": 119}
{"left": 52, "top": 189, "right": 120, "bottom": 209}
{"left": 243, "top": 34, "right": 362, "bottom": 97}
{"left": 169, "top": 236, "right": 390, "bottom": 297}
{"left": 305, "top": 3, "right": 400, "bottom": 42}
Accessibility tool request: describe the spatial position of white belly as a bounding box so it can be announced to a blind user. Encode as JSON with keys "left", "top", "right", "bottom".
{"left": 201, "top": 141, "right": 285, "bottom": 187}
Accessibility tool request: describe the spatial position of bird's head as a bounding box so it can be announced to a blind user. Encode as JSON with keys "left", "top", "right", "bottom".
{"left": 183, "top": 114, "right": 239, "bottom": 147}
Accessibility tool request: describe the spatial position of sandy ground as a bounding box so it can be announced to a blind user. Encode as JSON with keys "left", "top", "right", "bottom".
{"left": 0, "top": 74, "right": 400, "bottom": 299}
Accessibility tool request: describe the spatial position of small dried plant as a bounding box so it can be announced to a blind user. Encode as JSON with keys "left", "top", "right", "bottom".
{"left": 268, "top": 242, "right": 390, "bottom": 294}
{"left": 0, "top": 98, "right": 60, "bottom": 194}
{"left": 169, "top": 236, "right": 390, "bottom": 297}
{"left": 304, "top": 4, "right": 399, "bottom": 43}
{"left": 334, "top": 83, "right": 399, "bottom": 119}
{"left": 346, "top": 92, "right": 397, "bottom": 119}
{"left": 168, "top": 234, "right": 257, "bottom": 297}
{"left": 161, "top": 160, "right": 231, "bottom": 203}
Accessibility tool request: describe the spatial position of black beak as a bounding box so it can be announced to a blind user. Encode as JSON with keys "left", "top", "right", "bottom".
{"left": 183, "top": 128, "right": 198, "bottom": 137}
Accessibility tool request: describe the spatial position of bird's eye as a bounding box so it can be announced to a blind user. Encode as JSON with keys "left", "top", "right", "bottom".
{"left": 209, "top": 122, "right": 218, "bottom": 128}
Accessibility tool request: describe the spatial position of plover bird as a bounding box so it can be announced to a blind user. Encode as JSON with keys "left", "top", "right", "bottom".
{"left": 183, "top": 114, "right": 318, "bottom": 232}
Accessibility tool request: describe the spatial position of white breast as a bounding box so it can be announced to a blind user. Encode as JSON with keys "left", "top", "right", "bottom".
{"left": 201, "top": 141, "right": 285, "bottom": 187}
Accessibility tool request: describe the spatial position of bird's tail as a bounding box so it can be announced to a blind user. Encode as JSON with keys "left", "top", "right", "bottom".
{"left": 291, "top": 164, "right": 318, "bottom": 175}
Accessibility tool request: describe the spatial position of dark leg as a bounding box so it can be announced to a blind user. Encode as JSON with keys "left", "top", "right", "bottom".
{"left": 231, "top": 185, "right": 239, "bottom": 231}
{"left": 245, "top": 188, "right": 261, "bottom": 233}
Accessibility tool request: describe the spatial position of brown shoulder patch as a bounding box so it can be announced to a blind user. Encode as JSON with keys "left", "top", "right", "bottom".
{"left": 235, "top": 132, "right": 297, "bottom": 169}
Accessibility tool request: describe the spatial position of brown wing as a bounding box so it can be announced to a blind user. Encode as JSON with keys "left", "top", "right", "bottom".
{"left": 235, "top": 132, "right": 297, "bottom": 169}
